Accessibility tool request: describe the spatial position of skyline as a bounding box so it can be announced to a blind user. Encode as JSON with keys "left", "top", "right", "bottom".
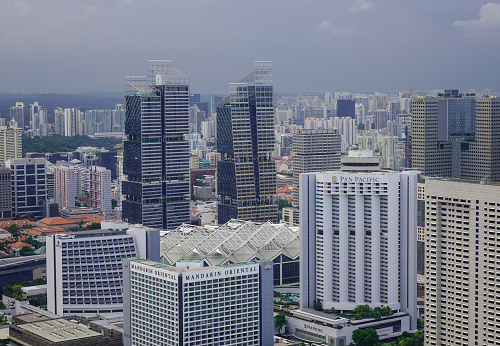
{"left": 1, "top": 1, "right": 500, "bottom": 94}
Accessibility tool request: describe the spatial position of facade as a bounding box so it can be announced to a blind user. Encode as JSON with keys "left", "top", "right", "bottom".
{"left": 54, "top": 164, "right": 79, "bottom": 209}
{"left": 217, "top": 62, "right": 278, "bottom": 224}
{"left": 122, "top": 258, "right": 274, "bottom": 346}
{"left": 46, "top": 221, "right": 159, "bottom": 316}
{"left": 89, "top": 165, "right": 111, "bottom": 215}
{"left": 411, "top": 97, "right": 452, "bottom": 177}
{"left": 122, "top": 60, "right": 190, "bottom": 230}
{"left": 160, "top": 219, "right": 300, "bottom": 286}
{"left": 7, "top": 158, "right": 48, "bottom": 219}
{"left": 292, "top": 129, "right": 341, "bottom": 207}
{"left": 461, "top": 96, "right": 500, "bottom": 183}
{"left": 300, "top": 171, "right": 419, "bottom": 330}
{"left": 424, "top": 178, "right": 500, "bottom": 345}
{"left": 0, "top": 124, "right": 22, "bottom": 165}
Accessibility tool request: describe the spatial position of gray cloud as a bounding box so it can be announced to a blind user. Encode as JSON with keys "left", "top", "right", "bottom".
{"left": 453, "top": 2, "right": 500, "bottom": 40}
{"left": 0, "top": 1, "right": 498, "bottom": 94}
{"left": 351, "top": 0, "right": 375, "bottom": 13}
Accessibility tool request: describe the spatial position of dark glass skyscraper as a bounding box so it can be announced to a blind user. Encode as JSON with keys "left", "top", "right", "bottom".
{"left": 122, "top": 61, "right": 190, "bottom": 229}
{"left": 217, "top": 62, "right": 278, "bottom": 224}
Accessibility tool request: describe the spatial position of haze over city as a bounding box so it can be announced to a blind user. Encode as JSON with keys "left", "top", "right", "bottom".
{"left": 1, "top": 0, "right": 500, "bottom": 93}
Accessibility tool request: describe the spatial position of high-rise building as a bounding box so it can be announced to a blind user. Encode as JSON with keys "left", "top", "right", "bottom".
{"left": 89, "top": 165, "right": 111, "bottom": 215}
{"left": 0, "top": 125, "right": 22, "bottom": 166}
{"left": 411, "top": 97, "right": 452, "bottom": 177}
{"left": 122, "top": 258, "right": 273, "bottom": 346}
{"left": 461, "top": 96, "right": 500, "bottom": 183}
{"left": 46, "top": 221, "right": 159, "bottom": 316}
{"left": 300, "top": 171, "right": 419, "bottom": 330}
{"left": 6, "top": 158, "right": 48, "bottom": 219}
{"left": 122, "top": 61, "right": 190, "bottom": 229}
{"left": 63, "top": 108, "right": 81, "bottom": 136}
{"left": 336, "top": 99, "right": 355, "bottom": 118}
{"left": 9, "top": 102, "right": 24, "bottom": 131}
{"left": 29, "top": 102, "right": 48, "bottom": 137}
{"left": 54, "top": 164, "right": 79, "bottom": 209}
{"left": 217, "top": 62, "right": 278, "bottom": 224}
{"left": 424, "top": 178, "right": 500, "bottom": 345}
{"left": 54, "top": 107, "right": 65, "bottom": 135}
{"left": 0, "top": 167, "right": 12, "bottom": 220}
{"left": 292, "top": 129, "right": 341, "bottom": 207}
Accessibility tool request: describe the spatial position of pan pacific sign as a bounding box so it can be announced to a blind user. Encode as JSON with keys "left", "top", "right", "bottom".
{"left": 332, "top": 175, "right": 385, "bottom": 183}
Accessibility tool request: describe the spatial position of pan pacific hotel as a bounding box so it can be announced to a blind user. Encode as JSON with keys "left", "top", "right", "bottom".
{"left": 291, "top": 171, "right": 419, "bottom": 344}
{"left": 122, "top": 258, "right": 273, "bottom": 346}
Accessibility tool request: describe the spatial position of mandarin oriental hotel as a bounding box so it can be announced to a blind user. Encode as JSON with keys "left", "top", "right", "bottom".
{"left": 122, "top": 258, "right": 273, "bottom": 346}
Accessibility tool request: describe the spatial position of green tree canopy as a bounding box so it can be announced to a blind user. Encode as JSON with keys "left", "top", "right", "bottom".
{"left": 352, "top": 328, "right": 379, "bottom": 346}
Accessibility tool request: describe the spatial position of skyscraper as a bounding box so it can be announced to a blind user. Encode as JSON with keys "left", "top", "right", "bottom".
{"left": 292, "top": 128, "right": 341, "bottom": 207}
{"left": 0, "top": 124, "right": 22, "bottom": 166}
{"left": 89, "top": 165, "right": 111, "bottom": 215}
{"left": 411, "top": 97, "right": 452, "bottom": 177}
{"left": 122, "top": 61, "right": 190, "bottom": 230}
{"left": 424, "top": 178, "right": 500, "bottom": 345}
{"left": 9, "top": 102, "right": 24, "bottom": 131}
{"left": 300, "top": 171, "right": 419, "bottom": 331}
{"left": 217, "top": 62, "right": 278, "bottom": 224}
{"left": 461, "top": 96, "right": 500, "bottom": 182}
{"left": 29, "top": 102, "right": 48, "bottom": 137}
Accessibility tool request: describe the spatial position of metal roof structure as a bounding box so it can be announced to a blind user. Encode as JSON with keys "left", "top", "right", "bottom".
{"left": 160, "top": 219, "right": 299, "bottom": 266}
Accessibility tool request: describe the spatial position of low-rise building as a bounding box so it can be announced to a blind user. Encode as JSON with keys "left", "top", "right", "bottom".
{"left": 286, "top": 308, "right": 410, "bottom": 345}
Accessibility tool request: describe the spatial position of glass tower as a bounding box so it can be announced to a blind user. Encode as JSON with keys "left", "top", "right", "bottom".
{"left": 122, "top": 61, "right": 190, "bottom": 230}
{"left": 217, "top": 62, "right": 278, "bottom": 224}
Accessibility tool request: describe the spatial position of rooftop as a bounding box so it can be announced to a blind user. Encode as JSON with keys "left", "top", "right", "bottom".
{"left": 17, "top": 319, "right": 101, "bottom": 342}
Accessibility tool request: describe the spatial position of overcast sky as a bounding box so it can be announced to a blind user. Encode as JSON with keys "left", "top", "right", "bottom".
{"left": 1, "top": 0, "right": 499, "bottom": 94}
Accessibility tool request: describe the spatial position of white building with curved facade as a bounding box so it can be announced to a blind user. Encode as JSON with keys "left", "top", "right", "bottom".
{"left": 160, "top": 219, "right": 300, "bottom": 286}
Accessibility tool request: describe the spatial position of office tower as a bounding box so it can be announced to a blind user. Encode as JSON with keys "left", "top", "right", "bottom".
{"left": 336, "top": 99, "right": 355, "bottom": 118}
{"left": 411, "top": 97, "right": 452, "bottom": 177}
{"left": 46, "top": 221, "right": 159, "bottom": 316}
{"left": 54, "top": 164, "right": 79, "bottom": 209}
{"left": 122, "top": 60, "right": 190, "bottom": 229}
{"left": 9, "top": 102, "right": 24, "bottom": 130}
{"left": 424, "top": 178, "right": 500, "bottom": 345}
{"left": 292, "top": 129, "right": 341, "bottom": 207}
{"left": 29, "top": 101, "right": 48, "bottom": 137}
{"left": 6, "top": 158, "right": 48, "bottom": 219}
{"left": 122, "top": 258, "right": 273, "bottom": 346}
{"left": 0, "top": 124, "right": 22, "bottom": 166}
{"left": 461, "top": 96, "right": 500, "bottom": 182}
{"left": 89, "top": 165, "right": 111, "bottom": 215}
{"left": 217, "top": 62, "right": 278, "bottom": 224}
{"left": 300, "top": 171, "right": 419, "bottom": 330}
{"left": 0, "top": 167, "right": 12, "bottom": 220}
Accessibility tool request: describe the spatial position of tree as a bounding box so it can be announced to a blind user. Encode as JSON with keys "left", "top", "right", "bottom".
{"left": 7, "top": 224, "right": 20, "bottom": 238}
{"left": 277, "top": 199, "right": 292, "bottom": 210}
{"left": 85, "top": 222, "right": 101, "bottom": 230}
{"left": 111, "top": 199, "right": 119, "bottom": 209}
{"left": 275, "top": 311, "right": 287, "bottom": 333}
{"left": 0, "top": 301, "right": 6, "bottom": 310}
{"left": 313, "top": 299, "right": 323, "bottom": 311}
{"left": 352, "top": 328, "right": 379, "bottom": 346}
{"left": 20, "top": 246, "right": 35, "bottom": 256}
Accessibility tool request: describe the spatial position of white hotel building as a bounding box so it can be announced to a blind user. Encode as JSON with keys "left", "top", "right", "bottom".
{"left": 46, "top": 221, "right": 159, "bottom": 316}
{"left": 122, "top": 258, "right": 274, "bottom": 346}
{"left": 299, "top": 171, "right": 419, "bottom": 331}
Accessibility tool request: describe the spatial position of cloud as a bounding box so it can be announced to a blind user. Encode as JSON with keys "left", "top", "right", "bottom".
{"left": 453, "top": 2, "right": 500, "bottom": 40}
{"left": 318, "top": 21, "right": 357, "bottom": 36}
{"left": 351, "top": 0, "right": 375, "bottom": 13}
